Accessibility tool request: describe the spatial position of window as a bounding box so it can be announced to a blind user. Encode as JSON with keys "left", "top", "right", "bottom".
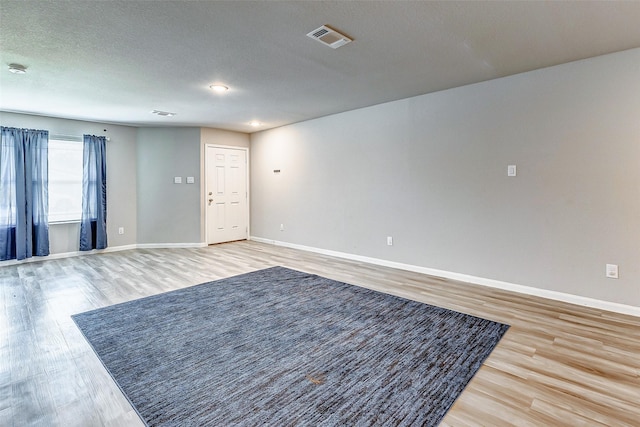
{"left": 0, "top": 135, "right": 17, "bottom": 225}
{"left": 48, "top": 139, "right": 83, "bottom": 223}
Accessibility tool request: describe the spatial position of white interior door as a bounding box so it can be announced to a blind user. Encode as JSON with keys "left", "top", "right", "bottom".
{"left": 206, "top": 146, "right": 248, "bottom": 244}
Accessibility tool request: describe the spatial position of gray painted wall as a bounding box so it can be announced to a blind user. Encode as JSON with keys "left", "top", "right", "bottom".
{"left": 0, "top": 111, "right": 138, "bottom": 253}
{"left": 201, "top": 127, "right": 250, "bottom": 149}
{"left": 136, "top": 127, "right": 202, "bottom": 244}
{"left": 250, "top": 48, "right": 640, "bottom": 307}
{"left": 0, "top": 115, "right": 250, "bottom": 251}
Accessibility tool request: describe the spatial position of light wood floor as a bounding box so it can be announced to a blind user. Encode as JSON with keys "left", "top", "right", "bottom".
{"left": 1, "top": 240, "right": 638, "bottom": 426}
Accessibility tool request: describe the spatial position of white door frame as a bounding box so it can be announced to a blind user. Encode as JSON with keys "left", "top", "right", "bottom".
{"left": 204, "top": 144, "right": 250, "bottom": 244}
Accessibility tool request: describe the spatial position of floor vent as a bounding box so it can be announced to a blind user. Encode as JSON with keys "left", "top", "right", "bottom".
{"left": 306, "top": 25, "right": 352, "bottom": 49}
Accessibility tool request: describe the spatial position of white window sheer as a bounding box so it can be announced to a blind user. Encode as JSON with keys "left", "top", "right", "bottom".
{"left": 48, "top": 139, "right": 83, "bottom": 222}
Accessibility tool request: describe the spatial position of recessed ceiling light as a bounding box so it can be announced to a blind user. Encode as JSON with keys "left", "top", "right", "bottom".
{"left": 249, "top": 121, "right": 261, "bottom": 127}
{"left": 151, "top": 110, "right": 176, "bottom": 117}
{"left": 210, "top": 84, "right": 229, "bottom": 93}
{"left": 8, "top": 63, "right": 27, "bottom": 74}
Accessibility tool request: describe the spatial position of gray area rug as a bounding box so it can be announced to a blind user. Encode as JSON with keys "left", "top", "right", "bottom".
{"left": 73, "top": 266, "right": 509, "bottom": 426}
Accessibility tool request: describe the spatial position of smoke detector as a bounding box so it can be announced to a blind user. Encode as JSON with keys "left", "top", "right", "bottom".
{"left": 306, "top": 25, "right": 352, "bottom": 49}
{"left": 151, "top": 110, "right": 176, "bottom": 117}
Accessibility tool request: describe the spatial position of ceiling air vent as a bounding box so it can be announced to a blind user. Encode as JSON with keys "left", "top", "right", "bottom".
{"left": 306, "top": 25, "right": 352, "bottom": 49}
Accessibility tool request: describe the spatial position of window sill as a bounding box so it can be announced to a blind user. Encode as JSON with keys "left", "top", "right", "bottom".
{"left": 49, "top": 220, "right": 81, "bottom": 225}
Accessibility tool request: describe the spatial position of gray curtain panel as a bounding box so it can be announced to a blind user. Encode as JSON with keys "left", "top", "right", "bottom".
{"left": 0, "top": 126, "right": 50, "bottom": 261}
{"left": 79, "top": 134, "right": 107, "bottom": 251}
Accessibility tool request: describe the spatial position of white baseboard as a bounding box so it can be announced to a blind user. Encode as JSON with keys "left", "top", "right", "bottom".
{"left": 250, "top": 236, "right": 640, "bottom": 318}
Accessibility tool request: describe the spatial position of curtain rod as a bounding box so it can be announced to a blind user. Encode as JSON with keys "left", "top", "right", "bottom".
{"left": 50, "top": 134, "right": 111, "bottom": 142}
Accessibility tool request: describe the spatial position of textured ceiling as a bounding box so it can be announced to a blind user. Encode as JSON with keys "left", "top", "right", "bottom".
{"left": 1, "top": 1, "right": 640, "bottom": 133}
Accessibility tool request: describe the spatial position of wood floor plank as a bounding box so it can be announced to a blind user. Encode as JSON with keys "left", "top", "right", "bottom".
{"left": 1, "top": 240, "right": 638, "bottom": 426}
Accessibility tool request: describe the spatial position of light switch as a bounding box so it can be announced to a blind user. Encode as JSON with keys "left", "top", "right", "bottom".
{"left": 507, "top": 165, "right": 517, "bottom": 177}
{"left": 174, "top": 176, "right": 182, "bottom": 184}
{"left": 186, "top": 176, "right": 195, "bottom": 184}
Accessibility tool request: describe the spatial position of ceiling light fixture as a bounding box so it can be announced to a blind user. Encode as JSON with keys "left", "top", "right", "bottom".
{"left": 210, "top": 84, "right": 229, "bottom": 93}
{"left": 8, "top": 63, "right": 27, "bottom": 74}
{"left": 249, "top": 121, "right": 261, "bottom": 127}
{"left": 151, "top": 110, "right": 176, "bottom": 117}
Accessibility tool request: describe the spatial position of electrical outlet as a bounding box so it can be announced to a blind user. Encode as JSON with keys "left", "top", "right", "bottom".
{"left": 606, "top": 264, "right": 619, "bottom": 279}
{"left": 387, "top": 236, "right": 393, "bottom": 246}
{"left": 118, "top": 227, "right": 124, "bottom": 235}
{"left": 280, "top": 224, "right": 284, "bottom": 231}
